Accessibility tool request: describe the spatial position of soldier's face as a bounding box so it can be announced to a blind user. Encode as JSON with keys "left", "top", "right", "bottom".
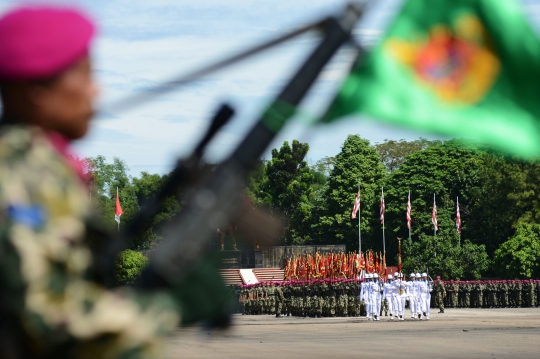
{"left": 30, "top": 55, "right": 98, "bottom": 139}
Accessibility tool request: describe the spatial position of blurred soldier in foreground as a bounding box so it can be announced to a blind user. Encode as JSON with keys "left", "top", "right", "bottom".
{"left": 0, "top": 6, "right": 228, "bottom": 359}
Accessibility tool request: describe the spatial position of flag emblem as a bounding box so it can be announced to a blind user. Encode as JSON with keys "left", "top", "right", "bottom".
{"left": 432, "top": 194, "right": 438, "bottom": 232}
{"left": 386, "top": 14, "right": 500, "bottom": 105}
{"left": 115, "top": 188, "right": 123, "bottom": 224}
{"left": 380, "top": 189, "right": 385, "bottom": 225}
{"left": 351, "top": 187, "right": 361, "bottom": 219}
{"left": 406, "top": 191, "right": 412, "bottom": 229}
{"left": 456, "top": 197, "right": 462, "bottom": 234}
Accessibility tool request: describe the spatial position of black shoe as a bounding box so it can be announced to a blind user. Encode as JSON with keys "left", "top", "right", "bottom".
{"left": 438, "top": 310, "right": 444, "bottom": 313}
{"left": 276, "top": 314, "right": 281, "bottom": 318}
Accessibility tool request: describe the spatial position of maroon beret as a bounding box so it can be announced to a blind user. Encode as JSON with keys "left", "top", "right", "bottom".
{"left": 0, "top": 6, "right": 95, "bottom": 80}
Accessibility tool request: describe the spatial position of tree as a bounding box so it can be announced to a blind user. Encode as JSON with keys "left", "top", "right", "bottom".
{"left": 402, "top": 227, "right": 489, "bottom": 280}
{"left": 85, "top": 156, "right": 138, "bottom": 231}
{"left": 260, "top": 140, "right": 314, "bottom": 244}
{"left": 383, "top": 140, "right": 483, "bottom": 263}
{"left": 464, "top": 150, "right": 540, "bottom": 258}
{"left": 374, "top": 138, "right": 442, "bottom": 173}
{"left": 494, "top": 223, "right": 540, "bottom": 279}
{"left": 316, "top": 135, "right": 387, "bottom": 251}
{"left": 115, "top": 250, "right": 149, "bottom": 284}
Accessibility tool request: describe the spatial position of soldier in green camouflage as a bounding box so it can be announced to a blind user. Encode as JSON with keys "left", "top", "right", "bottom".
{"left": 433, "top": 276, "right": 446, "bottom": 313}
{"left": 447, "top": 280, "right": 459, "bottom": 308}
{"left": 0, "top": 6, "right": 233, "bottom": 359}
{"left": 274, "top": 283, "right": 285, "bottom": 318}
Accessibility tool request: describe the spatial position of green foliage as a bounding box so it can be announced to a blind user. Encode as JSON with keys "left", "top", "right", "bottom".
{"left": 403, "top": 227, "right": 489, "bottom": 280}
{"left": 383, "top": 140, "right": 483, "bottom": 261}
{"left": 260, "top": 140, "right": 314, "bottom": 244}
{"left": 115, "top": 249, "right": 149, "bottom": 285}
{"left": 467, "top": 151, "right": 540, "bottom": 256}
{"left": 494, "top": 223, "right": 540, "bottom": 279}
{"left": 316, "top": 135, "right": 386, "bottom": 250}
{"left": 85, "top": 155, "right": 138, "bottom": 231}
{"left": 374, "top": 138, "right": 442, "bottom": 173}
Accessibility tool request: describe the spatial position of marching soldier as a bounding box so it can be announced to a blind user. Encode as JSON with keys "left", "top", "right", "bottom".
{"left": 434, "top": 276, "right": 446, "bottom": 313}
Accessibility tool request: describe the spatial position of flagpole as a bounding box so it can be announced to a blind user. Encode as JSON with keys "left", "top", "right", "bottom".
{"left": 433, "top": 193, "right": 436, "bottom": 257}
{"left": 382, "top": 187, "right": 385, "bottom": 255}
{"left": 408, "top": 190, "right": 411, "bottom": 246}
{"left": 457, "top": 196, "right": 461, "bottom": 246}
{"left": 358, "top": 183, "right": 361, "bottom": 254}
{"left": 117, "top": 187, "right": 120, "bottom": 233}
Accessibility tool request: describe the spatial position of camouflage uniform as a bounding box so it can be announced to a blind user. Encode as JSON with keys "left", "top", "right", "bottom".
{"left": 0, "top": 126, "right": 181, "bottom": 359}
{"left": 274, "top": 284, "right": 284, "bottom": 317}
{"left": 434, "top": 280, "right": 446, "bottom": 312}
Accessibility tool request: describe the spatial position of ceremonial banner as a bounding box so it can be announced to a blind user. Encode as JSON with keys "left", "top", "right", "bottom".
{"left": 323, "top": 0, "right": 540, "bottom": 158}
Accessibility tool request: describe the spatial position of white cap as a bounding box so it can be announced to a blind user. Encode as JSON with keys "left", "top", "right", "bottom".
{"left": 410, "top": 273, "right": 416, "bottom": 277}
{"left": 394, "top": 272, "right": 399, "bottom": 277}
{"left": 416, "top": 273, "right": 421, "bottom": 278}
{"left": 373, "top": 273, "right": 379, "bottom": 278}
{"left": 387, "top": 274, "right": 393, "bottom": 280}
{"left": 422, "top": 272, "right": 428, "bottom": 277}
{"left": 366, "top": 273, "right": 372, "bottom": 279}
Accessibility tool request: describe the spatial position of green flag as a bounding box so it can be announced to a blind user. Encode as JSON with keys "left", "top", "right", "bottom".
{"left": 323, "top": 0, "right": 540, "bottom": 158}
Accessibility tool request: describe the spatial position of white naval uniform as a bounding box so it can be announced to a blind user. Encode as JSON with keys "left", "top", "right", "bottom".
{"left": 394, "top": 279, "right": 407, "bottom": 317}
{"left": 418, "top": 279, "right": 429, "bottom": 316}
{"left": 382, "top": 281, "right": 398, "bottom": 318}
{"left": 360, "top": 281, "right": 371, "bottom": 318}
{"left": 369, "top": 280, "right": 381, "bottom": 318}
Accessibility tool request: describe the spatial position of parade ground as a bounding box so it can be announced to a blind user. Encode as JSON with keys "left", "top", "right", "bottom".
{"left": 167, "top": 309, "right": 540, "bottom": 359}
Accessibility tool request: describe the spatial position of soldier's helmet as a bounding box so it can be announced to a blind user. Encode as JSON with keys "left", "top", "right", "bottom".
{"left": 416, "top": 273, "right": 421, "bottom": 278}
{"left": 387, "top": 274, "right": 393, "bottom": 280}
{"left": 373, "top": 273, "right": 378, "bottom": 278}
{"left": 394, "top": 272, "right": 399, "bottom": 277}
{"left": 410, "top": 273, "right": 416, "bottom": 278}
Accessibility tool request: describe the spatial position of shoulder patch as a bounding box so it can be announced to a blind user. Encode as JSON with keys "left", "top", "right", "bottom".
{"left": 8, "top": 204, "right": 46, "bottom": 229}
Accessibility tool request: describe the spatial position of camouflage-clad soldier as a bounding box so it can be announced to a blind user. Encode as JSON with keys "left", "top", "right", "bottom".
{"left": 524, "top": 280, "right": 535, "bottom": 307}
{"left": 500, "top": 280, "right": 509, "bottom": 308}
{"left": 283, "top": 282, "right": 292, "bottom": 316}
{"left": 312, "top": 281, "right": 323, "bottom": 318}
{"left": 267, "top": 282, "right": 276, "bottom": 315}
{"left": 348, "top": 281, "right": 358, "bottom": 317}
{"left": 321, "top": 281, "right": 329, "bottom": 317}
{"left": 463, "top": 281, "right": 472, "bottom": 308}
{"left": 337, "top": 282, "right": 348, "bottom": 317}
{"left": 472, "top": 280, "right": 484, "bottom": 308}
{"left": 447, "top": 280, "right": 459, "bottom": 308}
{"left": 328, "top": 282, "right": 337, "bottom": 317}
{"left": 515, "top": 280, "right": 523, "bottom": 307}
{"left": 535, "top": 280, "right": 540, "bottom": 307}
{"left": 275, "top": 283, "right": 285, "bottom": 317}
{"left": 433, "top": 277, "right": 446, "bottom": 313}
{"left": 0, "top": 6, "right": 233, "bottom": 359}
{"left": 305, "top": 284, "right": 313, "bottom": 317}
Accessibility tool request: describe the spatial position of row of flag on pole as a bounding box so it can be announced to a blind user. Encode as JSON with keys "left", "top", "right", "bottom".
{"left": 351, "top": 187, "right": 462, "bottom": 234}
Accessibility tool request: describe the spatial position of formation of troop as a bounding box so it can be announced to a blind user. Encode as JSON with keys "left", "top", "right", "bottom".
{"left": 232, "top": 275, "right": 540, "bottom": 321}
{"left": 437, "top": 279, "right": 540, "bottom": 310}
{"left": 233, "top": 272, "right": 438, "bottom": 321}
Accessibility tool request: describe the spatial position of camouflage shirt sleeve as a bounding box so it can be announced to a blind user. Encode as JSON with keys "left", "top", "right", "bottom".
{"left": 0, "top": 126, "right": 179, "bottom": 359}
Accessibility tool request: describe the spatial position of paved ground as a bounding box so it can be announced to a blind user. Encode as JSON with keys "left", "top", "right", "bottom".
{"left": 167, "top": 309, "right": 540, "bottom": 358}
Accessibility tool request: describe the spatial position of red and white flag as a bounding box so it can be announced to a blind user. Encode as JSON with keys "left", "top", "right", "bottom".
{"left": 380, "top": 188, "right": 385, "bottom": 225}
{"left": 432, "top": 194, "right": 438, "bottom": 232}
{"left": 406, "top": 191, "right": 412, "bottom": 229}
{"left": 456, "top": 197, "right": 462, "bottom": 234}
{"left": 351, "top": 186, "right": 361, "bottom": 219}
{"left": 115, "top": 188, "right": 123, "bottom": 224}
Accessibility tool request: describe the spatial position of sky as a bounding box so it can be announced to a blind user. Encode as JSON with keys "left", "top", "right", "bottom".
{"left": 1, "top": 0, "right": 540, "bottom": 175}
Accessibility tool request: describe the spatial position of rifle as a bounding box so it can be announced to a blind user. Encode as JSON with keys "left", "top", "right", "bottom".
{"left": 115, "top": 3, "right": 365, "bottom": 326}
